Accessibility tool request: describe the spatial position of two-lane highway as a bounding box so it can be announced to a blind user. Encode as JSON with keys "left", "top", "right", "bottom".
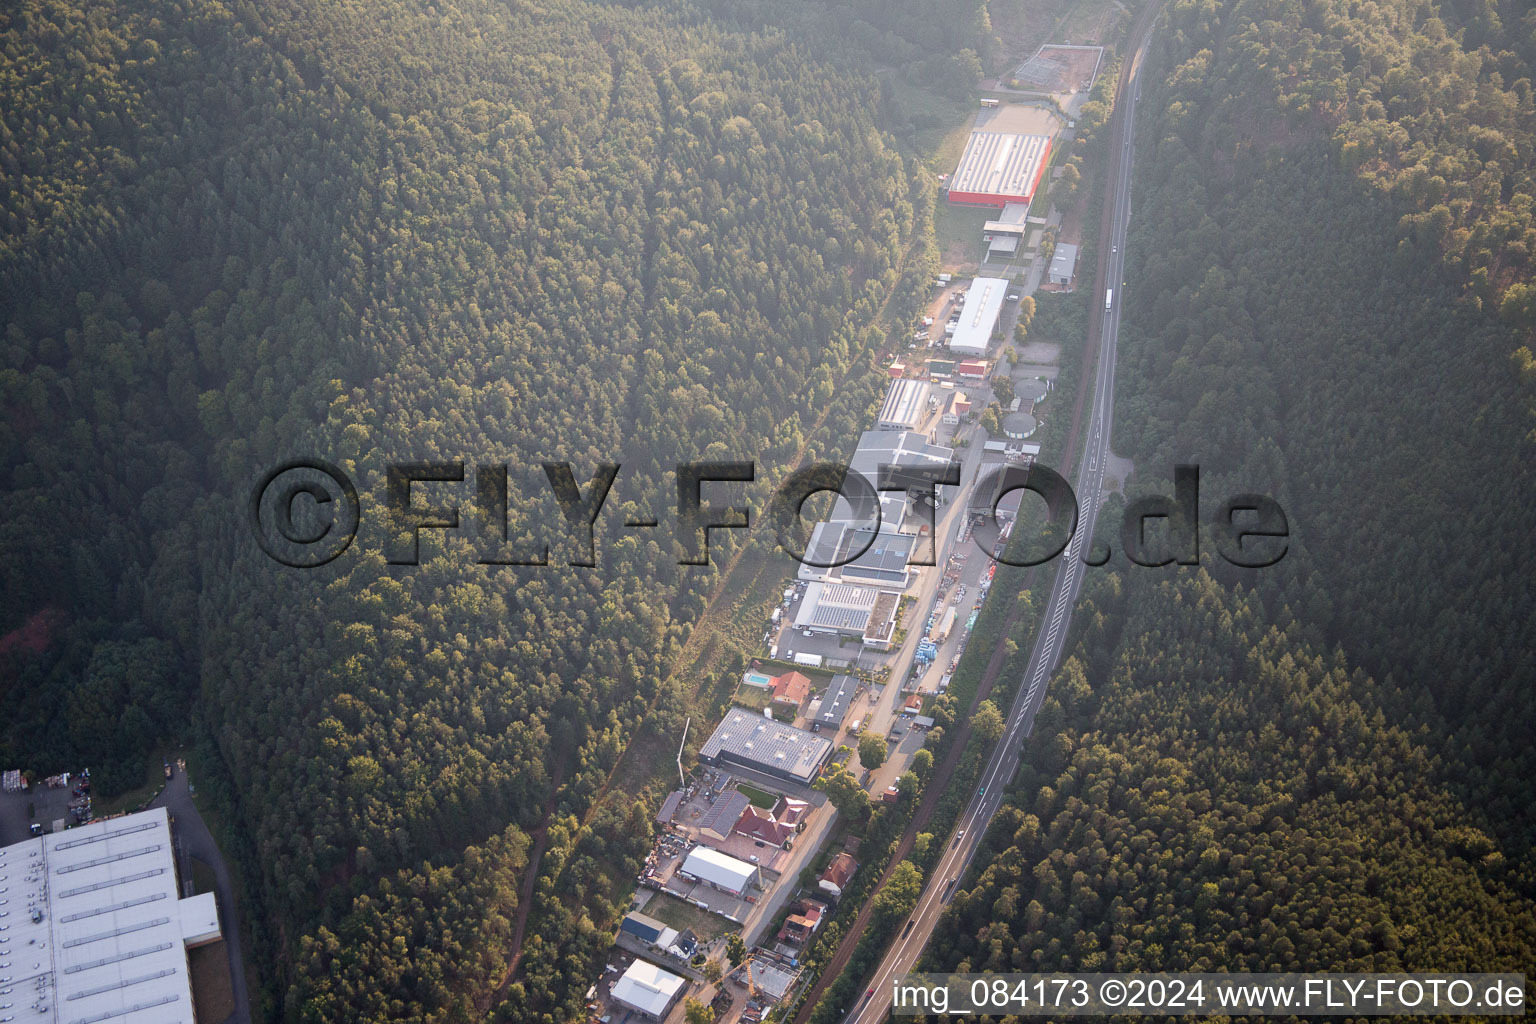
{"left": 842, "top": 10, "right": 1158, "bottom": 1021}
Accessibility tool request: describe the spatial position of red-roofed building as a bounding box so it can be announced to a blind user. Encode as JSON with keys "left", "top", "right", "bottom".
{"left": 818, "top": 852, "right": 859, "bottom": 897}
{"left": 734, "top": 805, "right": 795, "bottom": 846}
{"left": 956, "top": 360, "right": 988, "bottom": 379}
{"left": 770, "top": 670, "right": 811, "bottom": 707}
{"left": 777, "top": 899, "right": 828, "bottom": 945}
{"left": 888, "top": 361, "right": 907, "bottom": 378}
{"left": 774, "top": 797, "right": 810, "bottom": 826}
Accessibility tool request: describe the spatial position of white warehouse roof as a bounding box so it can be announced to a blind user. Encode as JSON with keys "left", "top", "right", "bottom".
{"left": 0, "top": 805, "right": 222, "bottom": 1024}
{"left": 950, "top": 277, "right": 1009, "bottom": 355}
{"left": 679, "top": 846, "right": 759, "bottom": 894}
{"left": 611, "top": 959, "right": 686, "bottom": 1018}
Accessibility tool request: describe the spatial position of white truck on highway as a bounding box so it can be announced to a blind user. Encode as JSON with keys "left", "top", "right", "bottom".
{"left": 1105, "top": 288, "right": 1114, "bottom": 311}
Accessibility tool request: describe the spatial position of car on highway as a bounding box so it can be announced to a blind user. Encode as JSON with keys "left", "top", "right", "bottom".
{"left": 978, "top": 785, "right": 986, "bottom": 795}
{"left": 902, "top": 919, "right": 915, "bottom": 937}
{"left": 953, "top": 828, "right": 965, "bottom": 846}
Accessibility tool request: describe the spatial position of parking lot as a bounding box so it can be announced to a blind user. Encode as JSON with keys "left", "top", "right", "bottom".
{"left": 0, "top": 773, "right": 91, "bottom": 844}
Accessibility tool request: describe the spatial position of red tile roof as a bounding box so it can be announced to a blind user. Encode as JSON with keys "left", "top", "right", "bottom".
{"left": 771, "top": 670, "right": 811, "bottom": 705}
{"left": 733, "top": 805, "right": 794, "bottom": 845}
{"left": 820, "top": 851, "right": 858, "bottom": 889}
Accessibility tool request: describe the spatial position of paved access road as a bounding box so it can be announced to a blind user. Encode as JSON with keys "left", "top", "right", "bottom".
{"left": 152, "top": 765, "right": 253, "bottom": 1024}
{"left": 840, "top": 8, "right": 1159, "bottom": 1021}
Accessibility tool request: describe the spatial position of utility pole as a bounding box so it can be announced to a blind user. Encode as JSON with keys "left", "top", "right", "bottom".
{"left": 677, "top": 717, "right": 690, "bottom": 790}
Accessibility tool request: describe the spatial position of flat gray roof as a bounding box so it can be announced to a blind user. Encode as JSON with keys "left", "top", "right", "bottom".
{"left": 797, "top": 522, "right": 916, "bottom": 587}
{"left": 815, "top": 674, "right": 860, "bottom": 729}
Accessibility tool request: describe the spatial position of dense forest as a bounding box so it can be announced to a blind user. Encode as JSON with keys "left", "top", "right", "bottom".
{"left": 927, "top": 0, "right": 1536, "bottom": 1002}
{"left": 931, "top": 570, "right": 1536, "bottom": 980}
{"left": 0, "top": 0, "right": 977, "bottom": 1019}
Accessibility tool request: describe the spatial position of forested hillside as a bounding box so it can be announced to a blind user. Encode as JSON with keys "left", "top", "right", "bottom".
{"left": 1123, "top": 0, "right": 1536, "bottom": 851}
{"left": 925, "top": 0, "right": 1536, "bottom": 995}
{"left": 0, "top": 0, "right": 940, "bottom": 1018}
{"left": 931, "top": 570, "right": 1536, "bottom": 978}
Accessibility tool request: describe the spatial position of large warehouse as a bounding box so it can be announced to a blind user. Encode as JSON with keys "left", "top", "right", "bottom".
{"left": 0, "top": 805, "right": 223, "bottom": 1024}
{"left": 679, "top": 846, "right": 761, "bottom": 896}
{"left": 948, "top": 131, "right": 1052, "bottom": 207}
{"left": 699, "top": 709, "right": 833, "bottom": 784}
{"left": 949, "top": 277, "right": 1010, "bottom": 355}
{"left": 947, "top": 104, "right": 1060, "bottom": 209}
{"left": 794, "top": 581, "right": 902, "bottom": 648}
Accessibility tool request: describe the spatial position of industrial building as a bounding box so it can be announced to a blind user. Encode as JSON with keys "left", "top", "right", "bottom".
{"left": 812, "top": 674, "right": 860, "bottom": 732}
{"left": 0, "top": 805, "right": 223, "bottom": 1024}
{"left": 949, "top": 278, "right": 1009, "bottom": 355}
{"left": 948, "top": 130, "right": 1053, "bottom": 208}
{"left": 982, "top": 202, "right": 1031, "bottom": 260}
{"left": 611, "top": 959, "right": 687, "bottom": 1020}
{"left": 698, "top": 709, "right": 833, "bottom": 785}
{"left": 796, "top": 522, "right": 919, "bottom": 590}
{"left": 794, "top": 582, "right": 902, "bottom": 648}
{"left": 655, "top": 789, "right": 684, "bottom": 825}
{"left": 678, "top": 846, "right": 760, "bottom": 896}
{"left": 697, "top": 790, "right": 752, "bottom": 843}
{"left": 875, "top": 378, "right": 936, "bottom": 431}
{"left": 1048, "top": 242, "right": 1080, "bottom": 286}
{"left": 831, "top": 429, "right": 958, "bottom": 529}
{"left": 794, "top": 581, "right": 879, "bottom": 635}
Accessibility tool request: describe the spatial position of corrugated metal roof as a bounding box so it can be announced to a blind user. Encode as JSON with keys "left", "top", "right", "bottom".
{"left": 950, "top": 131, "right": 1053, "bottom": 200}
{"left": 876, "top": 378, "right": 929, "bottom": 430}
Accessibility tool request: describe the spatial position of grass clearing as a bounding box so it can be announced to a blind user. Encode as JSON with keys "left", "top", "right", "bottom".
{"left": 732, "top": 684, "right": 773, "bottom": 710}
{"left": 935, "top": 202, "right": 991, "bottom": 272}
{"left": 736, "top": 783, "right": 777, "bottom": 809}
{"left": 644, "top": 892, "right": 734, "bottom": 943}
